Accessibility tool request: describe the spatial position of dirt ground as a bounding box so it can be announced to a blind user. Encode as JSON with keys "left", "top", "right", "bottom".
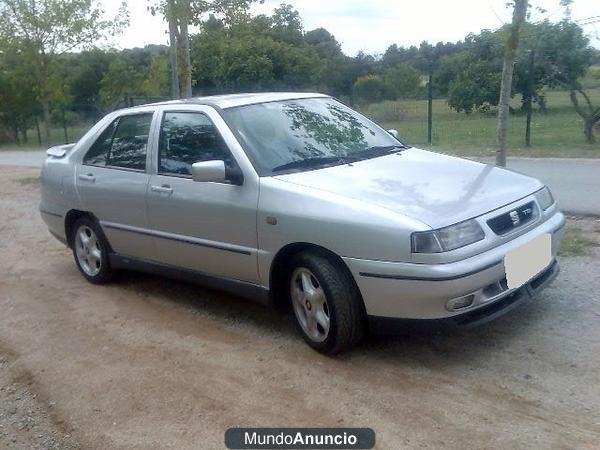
{"left": 0, "top": 166, "right": 599, "bottom": 450}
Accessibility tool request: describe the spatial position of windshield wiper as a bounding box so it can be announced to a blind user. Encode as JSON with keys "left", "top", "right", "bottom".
{"left": 271, "top": 144, "right": 409, "bottom": 173}
{"left": 272, "top": 156, "right": 349, "bottom": 172}
{"left": 346, "top": 144, "right": 409, "bottom": 162}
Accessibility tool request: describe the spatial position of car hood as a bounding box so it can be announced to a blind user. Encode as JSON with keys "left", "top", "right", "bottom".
{"left": 274, "top": 148, "right": 543, "bottom": 229}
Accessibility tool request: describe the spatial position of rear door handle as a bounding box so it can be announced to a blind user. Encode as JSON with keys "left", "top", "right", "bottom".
{"left": 150, "top": 184, "right": 173, "bottom": 194}
{"left": 78, "top": 173, "right": 96, "bottom": 182}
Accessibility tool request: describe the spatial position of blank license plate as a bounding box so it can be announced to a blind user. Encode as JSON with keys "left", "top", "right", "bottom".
{"left": 504, "top": 234, "right": 552, "bottom": 290}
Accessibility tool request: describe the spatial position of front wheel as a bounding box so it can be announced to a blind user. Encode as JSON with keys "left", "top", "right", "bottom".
{"left": 288, "top": 251, "right": 366, "bottom": 354}
{"left": 71, "top": 217, "right": 114, "bottom": 284}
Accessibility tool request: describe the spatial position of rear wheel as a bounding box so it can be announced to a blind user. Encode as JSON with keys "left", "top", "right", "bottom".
{"left": 71, "top": 217, "right": 114, "bottom": 284}
{"left": 288, "top": 251, "right": 366, "bottom": 354}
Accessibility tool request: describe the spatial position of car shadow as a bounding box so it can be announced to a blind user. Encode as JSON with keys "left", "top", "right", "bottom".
{"left": 111, "top": 268, "right": 551, "bottom": 367}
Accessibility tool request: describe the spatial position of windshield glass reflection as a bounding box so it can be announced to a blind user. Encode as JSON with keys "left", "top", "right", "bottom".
{"left": 226, "top": 98, "right": 401, "bottom": 174}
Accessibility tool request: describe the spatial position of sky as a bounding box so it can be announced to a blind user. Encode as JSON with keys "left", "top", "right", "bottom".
{"left": 102, "top": 0, "right": 600, "bottom": 55}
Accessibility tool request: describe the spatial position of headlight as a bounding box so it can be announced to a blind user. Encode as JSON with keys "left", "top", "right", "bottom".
{"left": 411, "top": 219, "right": 485, "bottom": 253}
{"left": 535, "top": 186, "right": 554, "bottom": 210}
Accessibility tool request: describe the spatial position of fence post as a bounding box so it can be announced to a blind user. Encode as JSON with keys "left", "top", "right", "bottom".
{"left": 62, "top": 107, "right": 68, "bottom": 144}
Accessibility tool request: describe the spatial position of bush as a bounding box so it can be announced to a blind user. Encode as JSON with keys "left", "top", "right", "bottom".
{"left": 353, "top": 75, "right": 386, "bottom": 105}
{"left": 382, "top": 64, "right": 422, "bottom": 99}
{"left": 361, "top": 100, "right": 406, "bottom": 123}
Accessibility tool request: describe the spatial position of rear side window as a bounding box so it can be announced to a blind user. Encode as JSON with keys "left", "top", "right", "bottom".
{"left": 83, "top": 113, "right": 153, "bottom": 171}
{"left": 158, "top": 112, "right": 234, "bottom": 176}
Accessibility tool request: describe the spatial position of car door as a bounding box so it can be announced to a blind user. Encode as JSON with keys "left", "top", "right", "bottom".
{"left": 76, "top": 109, "right": 157, "bottom": 261}
{"left": 145, "top": 106, "right": 259, "bottom": 283}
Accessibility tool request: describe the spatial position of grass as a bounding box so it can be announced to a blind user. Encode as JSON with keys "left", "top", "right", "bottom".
{"left": 558, "top": 227, "right": 598, "bottom": 257}
{"left": 361, "top": 88, "right": 600, "bottom": 158}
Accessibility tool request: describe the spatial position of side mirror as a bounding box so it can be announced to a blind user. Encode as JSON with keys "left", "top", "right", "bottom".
{"left": 387, "top": 129, "right": 399, "bottom": 140}
{"left": 191, "top": 160, "right": 226, "bottom": 183}
{"left": 191, "top": 160, "right": 244, "bottom": 185}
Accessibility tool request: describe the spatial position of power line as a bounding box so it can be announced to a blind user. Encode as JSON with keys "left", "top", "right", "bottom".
{"left": 574, "top": 15, "right": 600, "bottom": 25}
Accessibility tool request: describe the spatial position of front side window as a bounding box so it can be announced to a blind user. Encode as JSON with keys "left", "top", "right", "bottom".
{"left": 83, "top": 113, "right": 153, "bottom": 171}
{"left": 159, "top": 112, "right": 234, "bottom": 176}
{"left": 224, "top": 98, "right": 405, "bottom": 175}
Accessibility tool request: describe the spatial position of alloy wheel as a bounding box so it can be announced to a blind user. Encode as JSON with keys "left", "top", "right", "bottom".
{"left": 290, "top": 267, "right": 331, "bottom": 343}
{"left": 74, "top": 225, "right": 103, "bottom": 277}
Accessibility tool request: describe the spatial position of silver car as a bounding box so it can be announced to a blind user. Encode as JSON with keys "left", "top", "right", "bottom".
{"left": 40, "top": 93, "right": 565, "bottom": 353}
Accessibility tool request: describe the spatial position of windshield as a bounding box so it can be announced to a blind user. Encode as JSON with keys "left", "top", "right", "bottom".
{"left": 224, "top": 97, "right": 405, "bottom": 175}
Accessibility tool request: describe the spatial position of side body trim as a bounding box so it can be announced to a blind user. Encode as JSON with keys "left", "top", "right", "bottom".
{"left": 100, "top": 221, "right": 253, "bottom": 256}
{"left": 40, "top": 209, "right": 63, "bottom": 218}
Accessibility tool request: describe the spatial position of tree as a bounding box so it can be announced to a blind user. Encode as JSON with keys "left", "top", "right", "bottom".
{"left": 97, "top": 48, "right": 171, "bottom": 108}
{"left": 442, "top": 31, "right": 504, "bottom": 113}
{"left": 189, "top": 8, "right": 322, "bottom": 93}
{"left": 447, "top": 56, "right": 502, "bottom": 113}
{"left": 99, "top": 57, "right": 147, "bottom": 107}
{"left": 271, "top": 3, "right": 303, "bottom": 45}
{"left": 529, "top": 20, "right": 596, "bottom": 143}
{"left": 569, "top": 89, "right": 600, "bottom": 143}
{"left": 0, "top": 43, "right": 40, "bottom": 143}
{"left": 304, "top": 28, "right": 349, "bottom": 97}
{"left": 496, "top": 0, "right": 528, "bottom": 167}
{"left": 150, "top": 0, "right": 259, "bottom": 99}
{"left": 65, "top": 49, "right": 113, "bottom": 118}
{"left": 441, "top": 19, "right": 595, "bottom": 144}
{"left": 381, "top": 44, "right": 420, "bottom": 69}
{"left": 0, "top": 0, "right": 128, "bottom": 145}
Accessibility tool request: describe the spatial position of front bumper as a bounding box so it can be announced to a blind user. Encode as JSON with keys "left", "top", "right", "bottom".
{"left": 343, "top": 211, "right": 565, "bottom": 325}
{"left": 367, "top": 259, "right": 559, "bottom": 334}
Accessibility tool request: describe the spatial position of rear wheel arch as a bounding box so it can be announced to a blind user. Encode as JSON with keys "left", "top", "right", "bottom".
{"left": 64, "top": 210, "right": 109, "bottom": 250}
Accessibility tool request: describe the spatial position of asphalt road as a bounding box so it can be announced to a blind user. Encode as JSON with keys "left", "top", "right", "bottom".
{"left": 0, "top": 150, "right": 598, "bottom": 215}
{"left": 477, "top": 157, "right": 600, "bottom": 216}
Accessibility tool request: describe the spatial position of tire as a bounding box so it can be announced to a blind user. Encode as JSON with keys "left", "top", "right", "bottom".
{"left": 71, "top": 217, "right": 114, "bottom": 284}
{"left": 288, "top": 250, "right": 366, "bottom": 354}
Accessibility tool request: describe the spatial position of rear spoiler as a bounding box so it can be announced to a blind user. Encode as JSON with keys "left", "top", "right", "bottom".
{"left": 46, "top": 143, "right": 75, "bottom": 158}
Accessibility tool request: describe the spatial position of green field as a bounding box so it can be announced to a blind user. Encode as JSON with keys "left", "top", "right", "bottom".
{"left": 0, "top": 122, "right": 94, "bottom": 151}
{"left": 362, "top": 88, "right": 600, "bottom": 158}
{"left": 2, "top": 88, "right": 599, "bottom": 157}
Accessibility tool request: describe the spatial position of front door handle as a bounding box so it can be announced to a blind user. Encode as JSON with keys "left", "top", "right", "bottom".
{"left": 78, "top": 173, "right": 96, "bottom": 182}
{"left": 150, "top": 184, "right": 173, "bottom": 194}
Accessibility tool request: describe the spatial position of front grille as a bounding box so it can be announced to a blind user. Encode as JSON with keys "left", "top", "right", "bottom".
{"left": 487, "top": 201, "right": 537, "bottom": 235}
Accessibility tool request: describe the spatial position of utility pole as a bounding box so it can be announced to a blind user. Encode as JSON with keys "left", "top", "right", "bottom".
{"left": 496, "top": 0, "right": 529, "bottom": 167}
{"left": 525, "top": 49, "right": 535, "bottom": 147}
{"left": 167, "top": 0, "right": 180, "bottom": 99}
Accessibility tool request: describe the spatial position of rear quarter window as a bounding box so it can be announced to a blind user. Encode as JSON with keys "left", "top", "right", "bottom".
{"left": 83, "top": 113, "right": 153, "bottom": 171}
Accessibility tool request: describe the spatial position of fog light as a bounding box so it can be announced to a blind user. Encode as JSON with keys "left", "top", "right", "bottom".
{"left": 446, "top": 294, "right": 475, "bottom": 312}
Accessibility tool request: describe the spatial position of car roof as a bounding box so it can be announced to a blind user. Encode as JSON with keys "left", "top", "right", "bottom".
{"left": 132, "top": 92, "right": 330, "bottom": 110}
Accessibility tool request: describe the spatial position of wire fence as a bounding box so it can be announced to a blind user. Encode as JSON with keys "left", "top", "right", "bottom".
{"left": 2, "top": 92, "right": 598, "bottom": 157}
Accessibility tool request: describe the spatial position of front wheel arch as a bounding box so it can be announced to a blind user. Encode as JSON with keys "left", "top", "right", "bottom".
{"left": 268, "top": 243, "right": 365, "bottom": 312}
